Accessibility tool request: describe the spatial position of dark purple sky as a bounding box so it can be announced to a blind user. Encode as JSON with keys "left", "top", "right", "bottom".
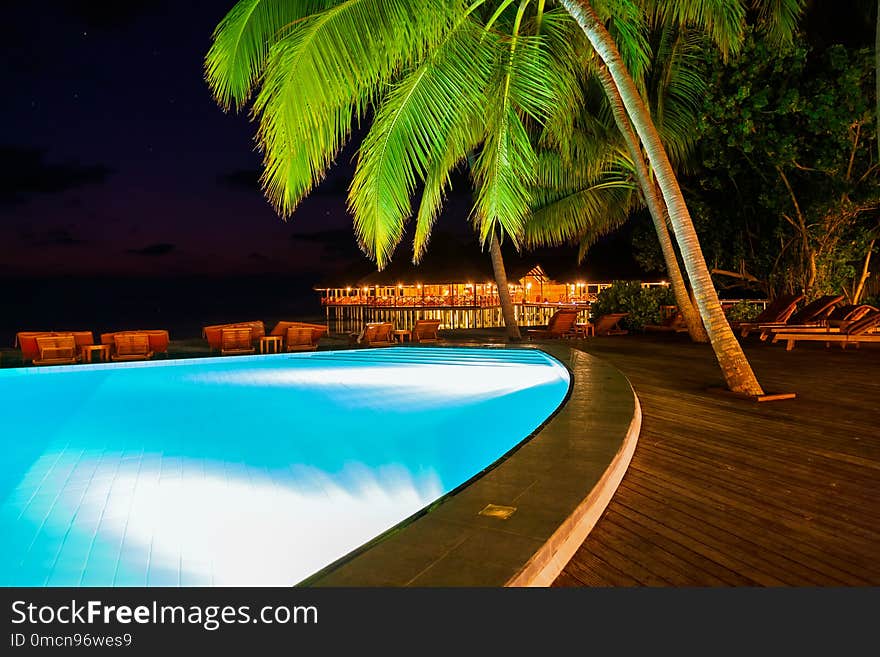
{"left": 0, "top": 1, "right": 381, "bottom": 278}
{"left": 1, "top": 1, "right": 865, "bottom": 281}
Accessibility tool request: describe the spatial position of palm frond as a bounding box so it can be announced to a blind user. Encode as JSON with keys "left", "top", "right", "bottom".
{"left": 473, "top": 102, "right": 537, "bottom": 247}
{"left": 637, "top": 0, "right": 745, "bottom": 58}
{"left": 252, "top": 0, "right": 458, "bottom": 220}
{"left": 205, "top": 0, "right": 330, "bottom": 112}
{"left": 751, "top": 0, "right": 807, "bottom": 45}
{"left": 349, "top": 18, "right": 491, "bottom": 267}
{"left": 649, "top": 27, "right": 707, "bottom": 167}
{"left": 592, "top": 0, "right": 653, "bottom": 83}
{"left": 525, "top": 177, "right": 637, "bottom": 249}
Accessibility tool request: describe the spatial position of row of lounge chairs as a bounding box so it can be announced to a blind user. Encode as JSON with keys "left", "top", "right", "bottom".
{"left": 348, "top": 320, "right": 442, "bottom": 347}
{"left": 526, "top": 309, "right": 629, "bottom": 339}
{"left": 202, "top": 320, "right": 328, "bottom": 355}
{"left": 15, "top": 330, "right": 169, "bottom": 365}
{"left": 732, "top": 294, "right": 880, "bottom": 350}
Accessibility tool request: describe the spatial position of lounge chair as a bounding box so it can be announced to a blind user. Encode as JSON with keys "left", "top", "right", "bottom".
{"left": 526, "top": 309, "right": 580, "bottom": 340}
{"left": 220, "top": 327, "right": 256, "bottom": 355}
{"left": 286, "top": 326, "right": 319, "bottom": 352}
{"left": 111, "top": 333, "right": 154, "bottom": 361}
{"left": 644, "top": 307, "right": 688, "bottom": 333}
{"left": 755, "top": 294, "right": 844, "bottom": 340}
{"left": 271, "top": 321, "right": 327, "bottom": 349}
{"left": 774, "top": 310, "right": 880, "bottom": 350}
{"left": 763, "top": 303, "right": 876, "bottom": 340}
{"left": 591, "top": 312, "right": 630, "bottom": 336}
{"left": 350, "top": 322, "right": 394, "bottom": 347}
{"left": 102, "top": 330, "right": 170, "bottom": 356}
{"left": 827, "top": 304, "right": 878, "bottom": 327}
{"left": 734, "top": 294, "right": 803, "bottom": 337}
{"left": 203, "top": 321, "right": 264, "bottom": 352}
{"left": 412, "top": 319, "right": 442, "bottom": 343}
{"left": 32, "top": 335, "right": 80, "bottom": 366}
{"left": 16, "top": 331, "right": 94, "bottom": 364}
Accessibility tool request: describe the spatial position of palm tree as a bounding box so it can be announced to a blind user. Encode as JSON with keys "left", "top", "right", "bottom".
{"left": 206, "top": 0, "right": 800, "bottom": 393}
{"left": 206, "top": 0, "right": 580, "bottom": 342}
{"left": 525, "top": 25, "right": 710, "bottom": 342}
{"left": 557, "top": 0, "right": 805, "bottom": 395}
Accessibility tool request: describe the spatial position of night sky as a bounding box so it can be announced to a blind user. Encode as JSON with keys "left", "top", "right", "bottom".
{"left": 0, "top": 1, "right": 385, "bottom": 280}
{"left": 1, "top": 1, "right": 867, "bottom": 285}
{"left": 0, "top": 0, "right": 653, "bottom": 289}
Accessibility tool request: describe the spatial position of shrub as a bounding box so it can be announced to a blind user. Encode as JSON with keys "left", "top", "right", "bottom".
{"left": 590, "top": 281, "right": 676, "bottom": 331}
{"left": 724, "top": 300, "right": 762, "bottom": 322}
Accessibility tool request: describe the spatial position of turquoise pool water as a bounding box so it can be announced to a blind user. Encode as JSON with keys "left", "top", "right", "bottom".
{"left": 0, "top": 347, "right": 570, "bottom": 586}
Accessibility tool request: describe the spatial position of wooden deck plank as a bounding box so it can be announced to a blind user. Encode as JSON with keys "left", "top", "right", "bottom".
{"left": 553, "top": 335, "right": 880, "bottom": 587}
{"left": 623, "top": 467, "right": 875, "bottom": 584}
{"left": 632, "top": 443, "right": 880, "bottom": 548}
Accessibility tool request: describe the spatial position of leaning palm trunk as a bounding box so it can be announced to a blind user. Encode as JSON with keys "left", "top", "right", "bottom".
{"left": 594, "top": 63, "right": 708, "bottom": 343}
{"left": 651, "top": 183, "right": 709, "bottom": 342}
{"left": 563, "top": 0, "right": 764, "bottom": 395}
{"left": 489, "top": 232, "right": 522, "bottom": 341}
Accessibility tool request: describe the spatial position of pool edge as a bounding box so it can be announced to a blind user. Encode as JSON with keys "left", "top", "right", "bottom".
{"left": 505, "top": 384, "right": 641, "bottom": 586}
{"left": 309, "top": 345, "right": 641, "bottom": 588}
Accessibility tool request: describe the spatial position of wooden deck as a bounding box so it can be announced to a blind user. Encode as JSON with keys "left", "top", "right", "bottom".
{"left": 551, "top": 334, "right": 880, "bottom": 586}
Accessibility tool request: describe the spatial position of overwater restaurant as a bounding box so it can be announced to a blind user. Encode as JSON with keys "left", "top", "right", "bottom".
{"left": 316, "top": 265, "right": 669, "bottom": 332}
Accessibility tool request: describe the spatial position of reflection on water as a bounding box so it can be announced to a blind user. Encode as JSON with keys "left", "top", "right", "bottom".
{"left": 0, "top": 348, "right": 569, "bottom": 586}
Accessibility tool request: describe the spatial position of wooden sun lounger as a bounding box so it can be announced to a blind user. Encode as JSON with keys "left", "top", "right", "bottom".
{"left": 32, "top": 335, "right": 81, "bottom": 366}
{"left": 644, "top": 307, "right": 688, "bottom": 333}
{"left": 766, "top": 304, "right": 878, "bottom": 340}
{"left": 111, "top": 333, "right": 154, "bottom": 361}
{"left": 102, "top": 330, "right": 169, "bottom": 355}
{"left": 220, "top": 327, "right": 256, "bottom": 355}
{"left": 350, "top": 322, "right": 395, "bottom": 347}
{"left": 271, "top": 321, "right": 327, "bottom": 349}
{"left": 827, "top": 304, "right": 878, "bottom": 327}
{"left": 285, "top": 326, "right": 319, "bottom": 352}
{"left": 526, "top": 309, "right": 580, "bottom": 339}
{"left": 735, "top": 294, "right": 803, "bottom": 337}
{"left": 16, "top": 331, "right": 93, "bottom": 363}
{"left": 592, "top": 312, "right": 630, "bottom": 336}
{"left": 774, "top": 311, "right": 880, "bottom": 351}
{"left": 755, "top": 294, "right": 844, "bottom": 340}
{"left": 412, "top": 319, "right": 442, "bottom": 343}
{"left": 203, "top": 321, "right": 265, "bottom": 351}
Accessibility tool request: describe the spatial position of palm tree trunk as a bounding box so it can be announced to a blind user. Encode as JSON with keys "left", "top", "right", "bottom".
{"left": 594, "top": 63, "right": 708, "bottom": 343}
{"left": 562, "top": 0, "right": 764, "bottom": 395}
{"left": 489, "top": 232, "right": 522, "bottom": 341}
{"left": 852, "top": 239, "right": 874, "bottom": 303}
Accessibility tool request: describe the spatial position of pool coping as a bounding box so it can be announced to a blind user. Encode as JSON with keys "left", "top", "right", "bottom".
{"left": 309, "top": 344, "right": 641, "bottom": 587}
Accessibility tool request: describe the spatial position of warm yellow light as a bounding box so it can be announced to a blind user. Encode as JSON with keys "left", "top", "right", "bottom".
{"left": 362, "top": 287, "right": 368, "bottom": 292}
{"left": 526, "top": 282, "right": 532, "bottom": 289}
{"left": 346, "top": 286, "right": 352, "bottom": 291}
{"left": 398, "top": 283, "right": 403, "bottom": 288}
{"left": 416, "top": 283, "right": 422, "bottom": 289}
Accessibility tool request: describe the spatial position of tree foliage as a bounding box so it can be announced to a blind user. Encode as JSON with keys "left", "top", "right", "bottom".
{"left": 676, "top": 28, "right": 880, "bottom": 299}
{"left": 590, "top": 280, "right": 676, "bottom": 330}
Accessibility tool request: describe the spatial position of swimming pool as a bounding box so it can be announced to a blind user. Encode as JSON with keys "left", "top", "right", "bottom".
{"left": 0, "top": 347, "right": 570, "bottom": 586}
